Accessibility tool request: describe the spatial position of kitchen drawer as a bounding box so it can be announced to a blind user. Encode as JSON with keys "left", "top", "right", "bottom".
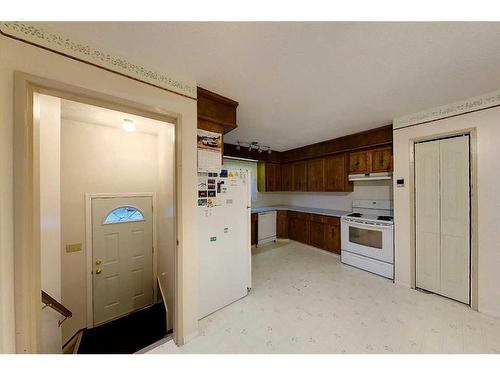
{"left": 287, "top": 210, "right": 298, "bottom": 219}
{"left": 310, "top": 214, "right": 325, "bottom": 223}
{"left": 324, "top": 216, "right": 340, "bottom": 226}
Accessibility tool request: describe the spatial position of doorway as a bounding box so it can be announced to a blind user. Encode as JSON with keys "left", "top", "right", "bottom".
{"left": 30, "top": 89, "right": 176, "bottom": 353}
{"left": 91, "top": 196, "right": 154, "bottom": 326}
{"left": 414, "top": 134, "right": 471, "bottom": 304}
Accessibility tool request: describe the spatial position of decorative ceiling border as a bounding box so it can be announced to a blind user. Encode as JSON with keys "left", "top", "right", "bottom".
{"left": 0, "top": 22, "right": 197, "bottom": 99}
{"left": 393, "top": 89, "right": 500, "bottom": 129}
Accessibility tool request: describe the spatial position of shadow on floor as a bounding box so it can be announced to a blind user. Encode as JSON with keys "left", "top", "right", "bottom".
{"left": 78, "top": 303, "right": 167, "bottom": 354}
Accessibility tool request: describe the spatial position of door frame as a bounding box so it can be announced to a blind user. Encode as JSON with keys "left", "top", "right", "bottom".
{"left": 409, "top": 128, "right": 478, "bottom": 310}
{"left": 85, "top": 193, "right": 158, "bottom": 328}
{"left": 13, "top": 72, "right": 182, "bottom": 353}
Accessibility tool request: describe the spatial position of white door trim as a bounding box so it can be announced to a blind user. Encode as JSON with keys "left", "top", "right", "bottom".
{"left": 85, "top": 192, "right": 158, "bottom": 328}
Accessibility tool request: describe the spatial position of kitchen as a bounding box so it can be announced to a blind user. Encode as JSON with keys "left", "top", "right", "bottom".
{"left": 230, "top": 125, "right": 395, "bottom": 279}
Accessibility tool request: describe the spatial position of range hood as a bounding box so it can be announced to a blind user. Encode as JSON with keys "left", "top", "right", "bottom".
{"left": 348, "top": 172, "right": 393, "bottom": 181}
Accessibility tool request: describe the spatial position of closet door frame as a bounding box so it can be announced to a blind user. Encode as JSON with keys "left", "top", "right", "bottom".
{"left": 409, "top": 128, "right": 478, "bottom": 310}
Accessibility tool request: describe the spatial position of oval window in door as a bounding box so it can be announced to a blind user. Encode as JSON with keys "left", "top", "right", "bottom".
{"left": 103, "top": 206, "right": 145, "bottom": 224}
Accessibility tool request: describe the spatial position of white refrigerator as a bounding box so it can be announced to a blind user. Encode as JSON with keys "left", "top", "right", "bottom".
{"left": 198, "top": 169, "right": 252, "bottom": 319}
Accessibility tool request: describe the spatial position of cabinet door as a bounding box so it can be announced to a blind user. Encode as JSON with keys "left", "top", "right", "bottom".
{"left": 277, "top": 210, "right": 288, "bottom": 238}
{"left": 297, "top": 218, "right": 310, "bottom": 244}
{"left": 281, "top": 163, "right": 294, "bottom": 191}
{"left": 324, "top": 224, "right": 341, "bottom": 254}
{"left": 310, "top": 221, "right": 325, "bottom": 249}
{"left": 349, "top": 151, "right": 368, "bottom": 173}
{"left": 288, "top": 218, "right": 299, "bottom": 241}
{"left": 293, "top": 161, "right": 307, "bottom": 191}
{"left": 325, "top": 154, "right": 352, "bottom": 191}
{"left": 251, "top": 213, "right": 258, "bottom": 245}
{"left": 307, "top": 158, "right": 325, "bottom": 192}
{"left": 266, "top": 163, "right": 282, "bottom": 191}
{"left": 370, "top": 147, "right": 392, "bottom": 172}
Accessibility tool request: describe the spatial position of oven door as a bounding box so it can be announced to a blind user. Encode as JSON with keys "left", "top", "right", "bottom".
{"left": 341, "top": 219, "right": 393, "bottom": 263}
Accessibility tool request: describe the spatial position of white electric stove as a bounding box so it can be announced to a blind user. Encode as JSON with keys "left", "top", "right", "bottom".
{"left": 341, "top": 200, "right": 394, "bottom": 279}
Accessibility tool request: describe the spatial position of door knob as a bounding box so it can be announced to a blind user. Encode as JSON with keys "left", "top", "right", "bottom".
{"left": 95, "top": 259, "right": 102, "bottom": 265}
{"left": 95, "top": 268, "right": 102, "bottom": 275}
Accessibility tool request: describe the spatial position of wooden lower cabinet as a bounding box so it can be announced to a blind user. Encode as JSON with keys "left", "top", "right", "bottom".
{"left": 288, "top": 212, "right": 310, "bottom": 244}
{"left": 251, "top": 213, "right": 258, "bottom": 245}
{"left": 287, "top": 211, "right": 340, "bottom": 254}
{"left": 324, "top": 223, "right": 341, "bottom": 254}
{"left": 310, "top": 221, "right": 325, "bottom": 249}
{"left": 277, "top": 210, "right": 288, "bottom": 238}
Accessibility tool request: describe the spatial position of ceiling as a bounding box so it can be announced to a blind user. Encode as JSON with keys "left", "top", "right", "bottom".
{"left": 52, "top": 22, "right": 500, "bottom": 151}
{"left": 61, "top": 99, "right": 172, "bottom": 135}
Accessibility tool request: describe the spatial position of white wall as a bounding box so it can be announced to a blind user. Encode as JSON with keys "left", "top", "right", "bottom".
{"left": 60, "top": 119, "right": 160, "bottom": 342}
{"left": 36, "top": 94, "right": 62, "bottom": 353}
{"left": 393, "top": 105, "right": 500, "bottom": 318}
{"left": 279, "top": 180, "right": 393, "bottom": 211}
{"left": 0, "top": 35, "right": 198, "bottom": 352}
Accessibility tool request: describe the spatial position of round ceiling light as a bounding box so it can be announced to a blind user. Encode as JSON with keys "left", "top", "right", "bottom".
{"left": 122, "top": 118, "right": 136, "bottom": 132}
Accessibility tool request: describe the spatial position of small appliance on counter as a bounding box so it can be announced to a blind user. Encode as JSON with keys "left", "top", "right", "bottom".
{"left": 341, "top": 200, "right": 394, "bottom": 279}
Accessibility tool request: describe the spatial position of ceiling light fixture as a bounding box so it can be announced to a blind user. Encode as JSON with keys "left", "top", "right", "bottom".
{"left": 122, "top": 118, "right": 136, "bottom": 132}
{"left": 237, "top": 141, "right": 273, "bottom": 154}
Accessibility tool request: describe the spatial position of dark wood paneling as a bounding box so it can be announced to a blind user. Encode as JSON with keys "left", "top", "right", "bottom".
{"left": 307, "top": 158, "right": 325, "bottom": 192}
{"left": 280, "top": 125, "right": 392, "bottom": 163}
{"left": 223, "top": 143, "right": 282, "bottom": 163}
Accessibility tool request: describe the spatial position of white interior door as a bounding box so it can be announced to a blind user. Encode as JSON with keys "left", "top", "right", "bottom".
{"left": 92, "top": 196, "right": 154, "bottom": 325}
{"left": 415, "top": 140, "right": 441, "bottom": 293}
{"left": 439, "top": 136, "right": 470, "bottom": 303}
{"left": 415, "top": 135, "right": 470, "bottom": 304}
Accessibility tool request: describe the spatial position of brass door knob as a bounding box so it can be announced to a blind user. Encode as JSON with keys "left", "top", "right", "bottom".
{"left": 95, "top": 268, "right": 102, "bottom": 275}
{"left": 95, "top": 259, "right": 102, "bottom": 265}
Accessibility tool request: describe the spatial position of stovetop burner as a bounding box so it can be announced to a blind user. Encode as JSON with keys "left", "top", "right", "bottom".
{"left": 347, "top": 213, "right": 363, "bottom": 217}
{"left": 377, "top": 216, "right": 393, "bottom": 221}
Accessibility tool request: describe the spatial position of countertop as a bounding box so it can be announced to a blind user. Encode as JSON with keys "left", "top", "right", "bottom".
{"left": 251, "top": 205, "right": 350, "bottom": 218}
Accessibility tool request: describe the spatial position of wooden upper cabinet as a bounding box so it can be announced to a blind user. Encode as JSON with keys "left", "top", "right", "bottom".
{"left": 349, "top": 147, "right": 393, "bottom": 174}
{"left": 307, "top": 158, "right": 325, "bottom": 192}
{"left": 369, "top": 147, "right": 392, "bottom": 172}
{"left": 197, "top": 87, "right": 238, "bottom": 134}
{"left": 281, "top": 163, "right": 294, "bottom": 191}
{"left": 292, "top": 161, "right": 307, "bottom": 191}
{"left": 325, "top": 153, "right": 352, "bottom": 192}
{"left": 266, "top": 163, "right": 282, "bottom": 191}
{"left": 257, "top": 162, "right": 281, "bottom": 192}
{"left": 349, "top": 150, "right": 369, "bottom": 173}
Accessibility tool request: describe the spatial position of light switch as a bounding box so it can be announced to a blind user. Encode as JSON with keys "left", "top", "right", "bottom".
{"left": 66, "top": 243, "right": 82, "bottom": 253}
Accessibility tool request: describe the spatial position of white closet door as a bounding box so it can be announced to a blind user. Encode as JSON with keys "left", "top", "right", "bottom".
{"left": 415, "top": 141, "right": 441, "bottom": 293}
{"left": 439, "top": 136, "right": 470, "bottom": 303}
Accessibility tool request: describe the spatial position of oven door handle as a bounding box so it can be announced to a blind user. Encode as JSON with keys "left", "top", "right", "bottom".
{"left": 343, "top": 220, "right": 391, "bottom": 230}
